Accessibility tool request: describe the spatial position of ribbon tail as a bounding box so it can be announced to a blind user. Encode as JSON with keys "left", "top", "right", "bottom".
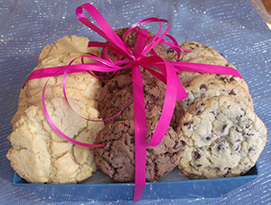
{"left": 147, "top": 62, "right": 179, "bottom": 147}
{"left": 172, "top": 61, "right": 243, "bottom": 78}
{"left": 132, "top": 65, "right": 147, "bottom": 201}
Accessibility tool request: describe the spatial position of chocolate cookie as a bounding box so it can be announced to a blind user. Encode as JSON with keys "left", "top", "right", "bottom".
{"left": 94, "top": 120, "right": 182, "bottom": 182}
{"left": 97, "top": 73, "right": 133, "bottom": 111}
{"left": 177, "top": 96, "right": 267, "bottom": 179}
{"left": 180, "top": 74, "right": 253, "bottom": 112}
{"left": 99, "top": 71, "right": 167, "bottom": 123}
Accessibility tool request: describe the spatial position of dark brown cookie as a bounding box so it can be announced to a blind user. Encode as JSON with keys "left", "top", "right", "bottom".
{"left": 94, "top": 120, "right": 182, "bottom": 182}
{"left": 99, "top": 71, "right": 167, "bottom": 124}
{"left": 97, "top": 73, "right": 133, "bottom": 112}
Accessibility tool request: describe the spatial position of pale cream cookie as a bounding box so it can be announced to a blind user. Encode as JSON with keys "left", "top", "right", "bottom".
{"left": 21, "top": 52, "right": 102, "bottom": 103}
{"left": 7, "top": 97, "right": 105, "bottom": 184}
{"left": 38, "top": 35, "right": 100, "bottom": 62}
{"left": 11, "top": 86, "right": 97, "bottom": 126}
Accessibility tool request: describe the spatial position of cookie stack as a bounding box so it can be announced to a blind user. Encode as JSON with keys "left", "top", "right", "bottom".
{"left": 167, "top": 41, "right": 267, "bottom": 179}
{"left": 7, "top": 36, "right": 105, "bottom": 184}
{"left": 93, "top": 28, "right": 182, "bottom": 182}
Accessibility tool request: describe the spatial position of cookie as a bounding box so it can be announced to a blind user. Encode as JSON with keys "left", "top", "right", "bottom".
{"left": 177, "top": 96, "right": 267, "bottom": 179}
{"left": 179, "top": 56, "right": 249, "bottom": 90}
{"left": 22, "top": 52, "right": 102, "bottom": 101}
{"left": 7, "top": 97, "right": 105, "bottom": 184}
{"left": 176, "top": 56, "right": 236, "bottom": 85}
{"left": 99, "top": 71, "right": 167, "bottom": 123}
{"left": 180, "top": 74, "right": 253, "bottom": 112}
{"left": 97, "top": 73, "right": 133, "bottom": 111}
{"left": 38, "top": 35, "right": 100, "bottom": 62}
{"left": 94, "top": 120, "right": 182, "bottom": 182}
{"left": 11, "top": 86, "right": 97, "bottom": 126}
{"left": 167, "top": 41, "right": 225, "bottom": 62}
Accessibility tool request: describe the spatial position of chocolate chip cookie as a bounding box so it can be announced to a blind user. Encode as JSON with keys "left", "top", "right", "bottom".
{"left": 177, "top": 96, "right": 267, "bottom": 179}
{"left": 176, "top": 56, "right": 248, "bottom": 89}
{"left": 180, "top": 74, "right": 253, "bottom": 111}
{"left": 167, "top": 41, "right": 225, "bottom": 62}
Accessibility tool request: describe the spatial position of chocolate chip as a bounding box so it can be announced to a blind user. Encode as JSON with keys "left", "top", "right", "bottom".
{"left": 235, "top": 145, "right": 240, "bottom": 152}
{"left": 196, "top": 110, "right": 201, "bottom": 115}
{"left": 235, "top": 127, "right": 242, "bottom": 133}
{"left": 220, "top": 77, "right": 228, "bottom": 83}
{"left": 249, "top": 146, "right": 256, "bottom": 153}
{"left": 246, "top": 122, "right": 252, "bottom": 129}
{"left": 236, "top": 115, "right": 242, "bottom": 121}
{"left": 224, "top": 167, "right": 232, "bottom": 170}
{"left": 229, "top": 89, "right": 236, "bottom": 95}
{"left": 200, "top": 84, "right": 207, "bottom": 91}
{"left": 205, "top": 134, "right": 212, "bottom": 141}
{"left": 184, "top": 121, "right": 193, "bottom": 129}
{"left": 180, "top": 140, "right": 187, "bottom": 147}
{"left": 222, "top": 124, "right": 228, "bottom": 132}
{"left": 193, "top": 151, "right": 201, "bottom": 160}
{"left": 210, "top": 111, "right": 216, "bottom": 116}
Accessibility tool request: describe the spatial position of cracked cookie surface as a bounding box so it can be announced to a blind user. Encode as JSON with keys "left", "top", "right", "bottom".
{"left": 99, "top": 71, "right": 167, "bottom": 124}
{"left": 177, "top": 96, "right": 267, "bottom": 179}
{"left": 97, "top": 73, "right": 133, "bottom": 111}
{"left": 94, "top": 120, "right": 182, "bottom": 182}
{"left": 7, "top": 97, "right": 104, "bottom": 184}
{"left": 21, "top": 52, "right": 102, "bottom": 104}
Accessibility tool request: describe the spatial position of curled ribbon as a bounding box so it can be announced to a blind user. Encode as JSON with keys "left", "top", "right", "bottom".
{"left": 24, "top": 3, "right": 243, "bottom": 201}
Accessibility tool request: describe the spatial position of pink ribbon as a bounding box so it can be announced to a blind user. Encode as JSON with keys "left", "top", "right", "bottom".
{"left": 24, "top": 3, "right": 243, "bottom": 201}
